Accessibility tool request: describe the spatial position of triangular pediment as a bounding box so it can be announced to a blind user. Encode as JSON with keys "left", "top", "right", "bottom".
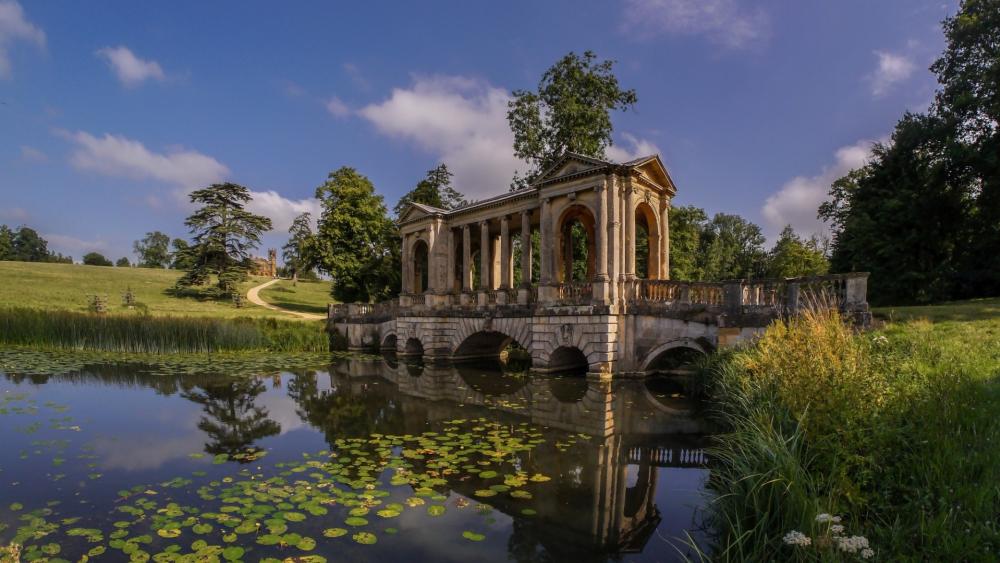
{"left": 628, "top": 155, "right": 676, "bottom": 195}
{"left": 534, "top": 152, "right": 610, "bottom": 184}
{"left": 397, "top": 202, "right": 446, "bottom": 224}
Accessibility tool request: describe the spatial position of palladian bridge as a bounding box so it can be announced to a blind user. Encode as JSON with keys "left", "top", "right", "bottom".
{"left": 329, "top": 152, "right": 870, "bottom": 378}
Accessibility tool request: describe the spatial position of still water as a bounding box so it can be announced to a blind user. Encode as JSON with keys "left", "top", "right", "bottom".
{"left": 0, "top": 353, "right": 711, "bottom": 562}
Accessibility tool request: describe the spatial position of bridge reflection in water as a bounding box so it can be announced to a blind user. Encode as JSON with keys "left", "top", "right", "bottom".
{"left": 319, "top": 357, "right": 712, "bottom": 560}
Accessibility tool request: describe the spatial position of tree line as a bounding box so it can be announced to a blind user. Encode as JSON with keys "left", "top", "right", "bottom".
{"left": 820, "top": 0, "right": 1000, "bottom": 305}
{"left": 0, "top": 225, "right": 73, "bottom": 264}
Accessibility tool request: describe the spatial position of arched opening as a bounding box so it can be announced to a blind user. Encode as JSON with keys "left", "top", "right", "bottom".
{"left": 557, "top": 205, "right": 596, "bottom": 282}
{"left": 380, "top": 334, "right": 397, "bottom": 353}
{"left": 453, "top": 331, "right": 531, "bottom": 372}
{"left": 634, "top": 202, "right": 660, "bottom": 279}
{"left": 402, "top": 337, "right": 424, "bottom": 358}
{"left": 548, "top": 376, "right": 589, "bottom": 402}
{"left": 547, "top": 346, "right": 589, "bottom": 376}
{"left": 645, "top": 345, "right": 703, "bottom": 374}
{"left": 412, "top": 239, "right": 430, "bottom": 293}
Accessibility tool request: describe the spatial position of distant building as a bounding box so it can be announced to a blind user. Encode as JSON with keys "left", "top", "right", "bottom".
{"left": 251, "top": 249, "right": 277, "bottom": 278}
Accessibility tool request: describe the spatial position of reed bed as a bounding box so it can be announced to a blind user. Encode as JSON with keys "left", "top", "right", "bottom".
{"left": 0, "top": 307, "right": 328, "bottom": 353}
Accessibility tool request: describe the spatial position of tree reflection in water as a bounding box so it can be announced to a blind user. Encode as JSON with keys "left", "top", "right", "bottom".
{"left": 181, "top": 379, "right": 280, "bottom": 459}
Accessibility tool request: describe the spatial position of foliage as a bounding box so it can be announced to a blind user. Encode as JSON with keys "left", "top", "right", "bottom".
{"left": 822, "top": 0, "right": 1000, "bottom": 303}
{"left": 667, "top": 206, "right": 709, "bottom": 280}
{"left": 133, "top": 231, "right": 172, "bottom": 268}
{"left": 393, "top": 164, "right": 467, "bottom": 217}
{"left": 170, "top": 238, "right": 195, "bottom": 270}
{"left": 282, "top": 212, "right": 318, "bottom": 282}
{"left": 507, "top": 50, "right": 637, "bottom": 187}
{"left": 82, "top": 252, "right": 113, "bottom": 267}
{"left": 314, "top": 167, "right": 398, "bottom": 302}
{"left": 667, "top": 208, "right": 768, "bottom": 280}
{"left": 115, "top": 257, "right": 131, "bottom": 267}
{"left": 764, "top": 226, "right": 829, "bottom": 278}
{"left": 700, "top": 301, "right": 1000, "bottom": 561}
{"left": 0, "top": 307, "right": 328, "bottom": 353}
{"left": 0, "top": 225, "right": 70, "bottom": 263}
{"left": 174, "top": 183, "right": 273, "bottom": 297}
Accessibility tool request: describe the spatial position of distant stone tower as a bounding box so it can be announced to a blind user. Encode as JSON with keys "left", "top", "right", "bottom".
{"left": 267, "top": 249, "right": 277, "bottom": 278}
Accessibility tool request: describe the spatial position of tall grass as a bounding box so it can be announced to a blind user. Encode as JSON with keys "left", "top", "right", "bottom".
{"left": 0, "top": 307, "right": 329, "bottom": 353}
{"left": 698, "top": 306, "right": 1000, "bottom": 561}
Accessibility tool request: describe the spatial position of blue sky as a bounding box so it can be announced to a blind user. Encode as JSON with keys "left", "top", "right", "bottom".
{"left": 1, "top": 0, "right": 951, "bottom": 261}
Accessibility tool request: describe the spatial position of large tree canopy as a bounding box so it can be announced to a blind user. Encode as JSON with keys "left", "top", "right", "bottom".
{"left": 507, "top": 50, "right": 637, "bottom": 186}
{"left": 314, "top": 167, "right": 398, "bottom": 303}
{"left": 133, "top": 231, "right": 171, "bottom": 268}
{"left": 821, "top": 0, "right": 998, "bottom": 303}
{"left": 282, "top": 212, "right": 317, "bottom": 283}
{"left": 174, "top": 183, "right": 273, "bottom": 296}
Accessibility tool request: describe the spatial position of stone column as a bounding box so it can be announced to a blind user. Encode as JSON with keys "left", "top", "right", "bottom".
{"left": 593, "top": 180, "right": 609, "bottom": 303}
{"left": 660, "top": 199, "right": 670, "bottom": 280}
{"left": 538, "top": 198, "right": 556, "bottom": 303}
{"left": 607, "top": 174, "right": 621, "bottom": 303}
{"left": 479, "top": 221, "right": 490, "bottom": 291}
{"left": 425, "top": 224, "right": 436, "bottom": 307}
{"left": 624, "top": 179, "right": 636, "bottom": 279}
{"left": 445, "top": 226, "right": 456, "bottom": 293}
{"left": 462, "top": 224, "right": 472, "bottom": 291}
{"left": 518, "top": 209, "right": 532, "bottom": 304}
{"left": 500, "top": 215, "right": 511, "bottom": 289}
{"left": 401, "top": 233, "right": 411, "bottom": 294}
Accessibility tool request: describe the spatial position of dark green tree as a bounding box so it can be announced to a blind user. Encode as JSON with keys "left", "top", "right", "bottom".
{"left": 174, "top": 183, "right": 273, "bottom": 297}
{"left": 133, "top": 231, "right": 171, "bottom": 268}
{"left": 764, "top": 226, "right": 829, "bottom": 278}
{"left": 700, "top": 213, "right": 768, "bottom": 280}
{"left": 314, "top": 167, "right": 398, "bottom": 302}
{"left": 0, "top": 225, "right": 13, "bottom": 260}
{"left": 393, "top": 164, "right": 467, "bottom": 217}
{"left": 282, "top": 212, "right": 317, "bottom": 284}
{"left": 507, "top": 50, "right": 637, "bottom": 187}
{"left": 170, "top": 238, "right": 195, "bottom": 270}
{"left": 115, "top": 257, "right": 131, "bottom": 267}
{"left": 11, "top": 226, "right": 49, "bottom": 262}
{"left": 82, "top": 252, "right": 113, "bottom": 266}
{"left": 668, "top": 206, "right": 709, "bottom": 281}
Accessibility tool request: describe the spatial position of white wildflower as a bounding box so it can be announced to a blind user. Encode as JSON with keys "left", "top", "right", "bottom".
{"left": 861, "top": 547, "right": 875, "bottom": 559}
{"left": 815, "top": 513, "right": 835, "bottom": 523}
{"left": 835, "top": 535, "right": 870, "bottom": 554}
{"left": 782, "top": 530, "right": 812, "bottom": 547}
{"left": 830, "top": 524, "right": 845, "bottom": 534}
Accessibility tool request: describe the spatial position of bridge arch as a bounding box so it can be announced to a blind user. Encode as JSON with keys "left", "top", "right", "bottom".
{"left": 380, "top": 332, "right": 398, "bottom": 353}
{"left": 546, "top": 346, "right": 590, "bottom": 376}
{"left": 410, "top": 238, "right": 430, "bottom": 294}
{"left": 402, "top": 337, "right": 424, "bottom": 358}
{"left": 639, "top": 339, "right": 708, "bottom": 373}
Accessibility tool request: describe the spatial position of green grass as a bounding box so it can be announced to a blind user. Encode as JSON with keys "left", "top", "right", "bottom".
{"left": 0, "top": 261, "right": 285, "bottom": 318}
{"left": 257, "top": 279, "right": 334, "bottom": 315}
{"left": 699, "top": 299, "right": 1000, "bottom": 561}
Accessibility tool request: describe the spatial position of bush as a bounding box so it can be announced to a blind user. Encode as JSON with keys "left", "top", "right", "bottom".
{"left": 83, "top": 252, "right": 113, "bottom": 266}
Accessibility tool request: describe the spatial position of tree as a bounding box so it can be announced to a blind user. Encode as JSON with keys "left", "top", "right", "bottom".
{"left": 313, "top": 167, "right": 398, "bottom": 302}
{"left": 282, "top": 212, "right": 317, "bottom": 284}
{"left": 115, "top": 257, "right": 131, "bottom": 267}
{"left": 174, "top": 183, "right": 273, "bottom": 297}
{"left": 668, "top": 206, "right": 709, "bottom": 281}
{"left": 765, "top": 226, "right": 829, "bottom": 278}
{"left": 170, "top": 238, "right": 195, "bottom": 270}
{"left": 0, "top": 225, "right": 13, "bottom": 260}
{"left": 393, "top": 164, "right": 467, "bottom": 217}
{"left": 83, "top": 252, "right": 113, "bottom": 266}
{"left": 133, "top": 231, "right": 171, "bottom": 268}
{"left": 700, "top": 213, "right": 768, "bottom": 280}
{"left": 507, "top": 50, "right": 637, "bottom": 187}
{"left": 11, "top": 226, "right": 49, "bottom": 262}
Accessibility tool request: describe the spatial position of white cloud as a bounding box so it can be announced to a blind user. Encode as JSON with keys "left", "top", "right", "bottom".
{"left": 42, "top": 232, "right": 108, "bottom": 255}
{"left": 19, "top": 144, "right": 46, "bottom": 162}
{"left": 58, "top": 129, "right": 318, "bottom": 232}
{"left": 59, "top": 129, "right": 229, "bottom": 189}
{"left": 762, "top": 138, "right": 883, "bottom": 239}
{"left": 606, "top": 133, "right": 661, "bottom": 163}
{"left": 0, "top": 206, "right": 28, "bottom": 222}
{"left": 246, "top": 190, "right": 321, "bottom": 232}
{"left": 96, "top": 45, "right": 165, "bottom": 87}
{"left": 0, "top": 0, "right": 45, "bottom": 78}
{"left": 359, "top": 75, "right": 526, "bottom": 198}
{"left": 621, "top": 0, "right": 769, "bottom": 49}
{"left": 325, "top": 96, "right": 350, "bottom": 118}
{"left": 870, "top": 51, "right": 916, "bottom": 96}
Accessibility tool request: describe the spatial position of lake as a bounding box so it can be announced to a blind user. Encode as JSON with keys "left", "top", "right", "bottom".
{"left": 0, "top": 352, "right": 711, "bottom": 562}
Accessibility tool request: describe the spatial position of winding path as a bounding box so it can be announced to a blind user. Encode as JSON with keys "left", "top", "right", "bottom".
{"left": 246, "top": 279, "right": 326, "bottom": 321}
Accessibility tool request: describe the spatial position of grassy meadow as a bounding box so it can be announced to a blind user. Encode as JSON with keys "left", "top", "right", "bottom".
{"left": 698, "top": 299, "right": 1000, "bottom": 561}
{"left": 0, "top": 261, "right": 285, "bottom": 318}
{"left": 258, "top": 278, "right": 334, "bottom": 315}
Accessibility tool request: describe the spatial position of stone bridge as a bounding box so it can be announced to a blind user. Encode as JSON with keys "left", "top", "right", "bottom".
{"left": 329, "top": 152, "right": 870, "bottom": 378}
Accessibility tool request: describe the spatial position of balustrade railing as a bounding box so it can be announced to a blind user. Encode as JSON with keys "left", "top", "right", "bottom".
{"left": 554, "top": 281, "right": 593, "bottom": 305}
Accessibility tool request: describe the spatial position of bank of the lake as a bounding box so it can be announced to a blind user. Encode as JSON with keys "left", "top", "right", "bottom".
{"left": 699, "top": 299, "right": 1000, "bottom": 561}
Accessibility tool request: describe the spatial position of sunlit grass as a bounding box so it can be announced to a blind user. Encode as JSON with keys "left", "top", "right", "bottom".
{"left": 257, "top": 279, "right": 334, "bottom": 315}
{"left": 700, "top": 299, "right": 1000, "bottom": 561}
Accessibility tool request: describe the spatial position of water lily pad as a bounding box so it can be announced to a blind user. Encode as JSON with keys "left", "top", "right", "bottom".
{"left": 8, "top": 502, "right": 23, "bottom": 511}
{"left": 323, "top": 527, "right": 348, "bottom": 538}
{"left": 298, "top": 537, "right": 316, "bottom": 550}
{"left": 427, "top": 505, "right": 446, "bottom": 517}
{"left": 462, "top": 530, "right": 486, "bottom": 542}
{"left": 256, "top": 534, "right": 281, "bottom": 546}
{"left": 156, "top": 528, "right": 181, "bottom": 538}
{"left": 521, "top": 508, "right": 537, "bottom": 516}
{"left": 474, "top": 489, "right": 497, "bottom": 497}
{"left": 352, "top": 531, "right": 377, "bottom": 545}
{"left": 283, "top": 511, "right": 306, "bottom": 522}
{"left": 479, "top": 470, "right": 498, "bottom": 479}
{"left": 222, "top": 546, "right": 244, "bottom": 561}
{"left": 192, "top": 523, "right": 213, "bottom": 534}
{"left": 344, "top": 516, "right": 368, "bottom": 527}
{"left": 510, "top": 490, "right": 532, "bottom": 499}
